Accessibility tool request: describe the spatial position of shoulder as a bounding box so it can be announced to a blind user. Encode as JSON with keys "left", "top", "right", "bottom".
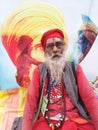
{"left": 65, "top": 61, "right": 82, "bottom": 71}
{"left": 32, "top": 65, "right": 40, "bottom": 78}
{"left": 33, "top": 62, "right": 47, "bottom": 75}
{"left": 65, "top": 61, "right": 77, "bottom": 70}
{"left": 76, "top": 63, "right": 84, "bottom": 73}
{"left": 65, "top": 61, "right": 84, "bottom": 77}
{"left": 38, "top": 62, "right": 47, "bottom": 69}
{"left": 38, "top": 62, "right": 48, "bottom": 74}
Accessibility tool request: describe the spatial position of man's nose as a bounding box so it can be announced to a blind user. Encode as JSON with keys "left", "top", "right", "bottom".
{"left": 52, "top": 45, "right": 58, "bottom": 52}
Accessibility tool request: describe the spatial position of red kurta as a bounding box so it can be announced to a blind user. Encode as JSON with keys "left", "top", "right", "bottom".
{"left": 22, "top": 64, "right": 98, "bottom": 130}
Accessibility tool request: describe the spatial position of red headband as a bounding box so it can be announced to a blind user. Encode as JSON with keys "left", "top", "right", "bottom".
{"left": 41, "top": 29, "right": 64, "bottom": 48}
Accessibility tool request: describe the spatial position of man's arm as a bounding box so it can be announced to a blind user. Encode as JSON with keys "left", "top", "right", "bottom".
{"left": 76, "top": 64, "right": 98, "bottom": 130}
{"left": 22, "top": 67, "right": 40, "bottom": 130}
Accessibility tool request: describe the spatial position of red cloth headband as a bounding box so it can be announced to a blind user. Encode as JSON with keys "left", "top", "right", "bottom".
{"left": 41, "top": 29, "right": 64, "bottom": 48}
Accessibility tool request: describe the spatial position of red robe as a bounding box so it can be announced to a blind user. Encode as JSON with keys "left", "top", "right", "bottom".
{"left": 22, "top": 64, "right": 98, "bottom": 130}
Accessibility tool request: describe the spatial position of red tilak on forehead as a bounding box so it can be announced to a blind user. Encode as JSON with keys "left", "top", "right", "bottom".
{"left": 53, "top": 38, "right": 56, "bottom": 43}
{"left": 46, "top": 37, "right": 62, "bottom": 44}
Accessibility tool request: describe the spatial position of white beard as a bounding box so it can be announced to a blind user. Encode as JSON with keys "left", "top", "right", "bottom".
{"left": 45, "top": 52, "right": 66, "bottom": 84}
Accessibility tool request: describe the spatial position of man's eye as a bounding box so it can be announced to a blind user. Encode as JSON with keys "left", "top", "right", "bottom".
{"left": 56, "top": 42, "right": 62, "bottom": 47}
{"left": 56, "top": 42, "right": 64, "bottom": 48}
{"left": 47, "top": 43, "right": 54, "bottom": 48}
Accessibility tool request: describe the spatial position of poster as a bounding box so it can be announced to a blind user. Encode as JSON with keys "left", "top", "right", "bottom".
{"left": 0, "top": 0, "right": 98, "bottom": 129}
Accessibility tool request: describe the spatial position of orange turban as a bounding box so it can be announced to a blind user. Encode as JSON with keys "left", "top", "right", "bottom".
{"left": 41, "top": 29, "right": 64, "bottom": 48}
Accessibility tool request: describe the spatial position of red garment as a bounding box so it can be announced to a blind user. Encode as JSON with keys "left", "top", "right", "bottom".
{"left": 32, "top": 117, "right": 94, "bottom": 130}
{"left": 22, "top": 64, "right": 98, "bottom": 130}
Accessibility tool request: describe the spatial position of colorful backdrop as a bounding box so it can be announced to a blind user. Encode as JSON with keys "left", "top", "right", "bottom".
{"left": 0, "top": 0, "right": 98, "bottom": 130}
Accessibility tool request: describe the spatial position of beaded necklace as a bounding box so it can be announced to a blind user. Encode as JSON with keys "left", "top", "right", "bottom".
{"left": 45, "top": 79, "right": 66, "bottom": 130}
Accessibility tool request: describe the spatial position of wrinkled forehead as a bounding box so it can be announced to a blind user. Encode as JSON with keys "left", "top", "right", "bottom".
{"left": 46, "top": 37, "right": 63, "bottom": 44}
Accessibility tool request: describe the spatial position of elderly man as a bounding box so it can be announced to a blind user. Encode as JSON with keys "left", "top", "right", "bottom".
{"left": 22, "top": 29, "right": 98, "bottom": 130}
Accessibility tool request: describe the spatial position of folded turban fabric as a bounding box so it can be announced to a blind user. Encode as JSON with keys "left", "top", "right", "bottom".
{"left": 41, "top": 28, "right": 64, "bottom": 48}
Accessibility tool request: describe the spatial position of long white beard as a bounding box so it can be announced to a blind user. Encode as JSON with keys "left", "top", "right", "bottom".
{"left": 45, "top": 52, "right": 66, "bottom": 84}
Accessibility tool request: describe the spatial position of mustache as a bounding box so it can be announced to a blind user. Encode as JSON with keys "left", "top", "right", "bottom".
{"left": 50, "top": 53, "right": 62, "bottom": 59}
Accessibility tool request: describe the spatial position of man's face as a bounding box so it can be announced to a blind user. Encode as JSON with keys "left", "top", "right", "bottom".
{"left": 45, "top": 37, "right": 66, "bottom": 59}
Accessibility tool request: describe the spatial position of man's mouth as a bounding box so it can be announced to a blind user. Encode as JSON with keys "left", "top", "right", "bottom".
{"left": 52, "top": 54, "right": 60, "bottom": 59}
